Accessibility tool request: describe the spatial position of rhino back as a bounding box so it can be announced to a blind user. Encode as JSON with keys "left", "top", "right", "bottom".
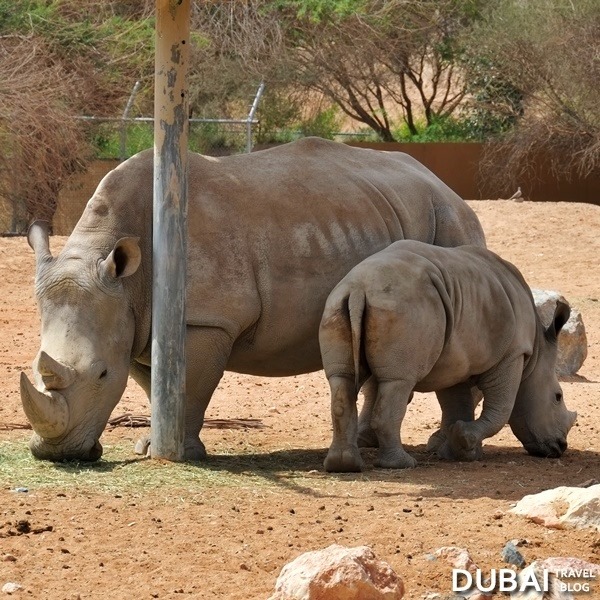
{"left": 186, "top": 140, "right": 483, "bottom": 373}
{"left": 331, "top": 241, "right": 537, "bottom": 389}
{"left": 67, "top": 139, "right": 485, "bottom": 375}
{"left": 383, "top": 242, "right": 538, "bottom": 388}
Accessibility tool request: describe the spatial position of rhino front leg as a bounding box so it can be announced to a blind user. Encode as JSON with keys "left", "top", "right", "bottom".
{"left": 372, "top": 379, "right": 417, "bottom": 469}
{"left": 132, "top": 327, "right": 234, "bottom": 460}
{"left": 324, "top": 375, "right": 363, "bottom": 472}
{"left": 129, "top": 360, "right": 152, "bottom": 456}
{"left": 427, "top": 383, "right": 482, "bottom": 460}
{"left": 183, "top": 326, "right": 235, "bottom": 460}
{"left": 446, "top": 358, "right": 524, "bottom": 459}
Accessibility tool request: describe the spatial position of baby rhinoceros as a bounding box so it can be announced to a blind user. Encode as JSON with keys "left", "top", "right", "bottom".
{"left": 319, "top": 240, "right": 577, "bottom": 472}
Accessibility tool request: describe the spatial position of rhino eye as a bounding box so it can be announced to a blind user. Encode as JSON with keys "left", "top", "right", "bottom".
{"left": 99, "top": 369, "right": 108, "bottom": 380}
{"left": 555, "top": 392, "right": 563, "bottom": 404}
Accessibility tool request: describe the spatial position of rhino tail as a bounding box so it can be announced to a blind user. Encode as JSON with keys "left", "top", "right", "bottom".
{"left": 348, "top": 289, "right": 366, "bottom": 394}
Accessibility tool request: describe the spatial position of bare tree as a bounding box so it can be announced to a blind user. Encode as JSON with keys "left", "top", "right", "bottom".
{"left": 282, "top": 1, "right": 470, "bottom": 140}
{"left": 192, "top": 0, "right": 477, "bottom": 140}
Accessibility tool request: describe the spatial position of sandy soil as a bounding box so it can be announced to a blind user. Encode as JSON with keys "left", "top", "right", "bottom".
{"left": 1, "top": 200, "right": 599, "bottom": 599}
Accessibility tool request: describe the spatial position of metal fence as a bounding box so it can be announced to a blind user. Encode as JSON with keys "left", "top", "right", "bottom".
{"left": 77, "top": 81, "right": 265, "bottom": 161}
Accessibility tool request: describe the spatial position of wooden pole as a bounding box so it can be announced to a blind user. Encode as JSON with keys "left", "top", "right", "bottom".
{"left": 151, "top": 0, "right": 190, "bottom": 461}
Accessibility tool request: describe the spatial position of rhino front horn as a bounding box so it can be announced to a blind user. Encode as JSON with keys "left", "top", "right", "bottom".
{"left": 20, "top": 372, "right": 69, "bottom": 439}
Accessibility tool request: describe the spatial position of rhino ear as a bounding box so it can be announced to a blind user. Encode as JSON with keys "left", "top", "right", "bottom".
{"left": 100, "top": 237, "right": 141, "bottom": 279}
{"left": 27, "top": 220, "right": 53, "bottom": 268}
{"left": 545, "top": 300, "right": 571, "bottom": 342}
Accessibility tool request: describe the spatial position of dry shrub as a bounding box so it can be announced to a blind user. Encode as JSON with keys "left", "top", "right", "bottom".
{"left": 0, "top": 37, "right": 91, "bottom": 232}
{"left": 472, "top": 0, "right": 600, "bottom": 195}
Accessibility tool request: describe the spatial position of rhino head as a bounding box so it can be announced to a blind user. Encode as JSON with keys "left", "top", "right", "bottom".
{"left": 509, "top": 300, "right": 577, "bottom": 458}
{"left": 20, "top": 221, "right": 142, "bottom": 461}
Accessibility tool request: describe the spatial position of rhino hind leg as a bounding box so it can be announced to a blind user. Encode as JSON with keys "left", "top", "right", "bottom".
{"left": 324, "top": 375, "right": 364, "bottom": 472}
{"left": 357, "top": 377, "right": 415, "bottom": 449}
{"left": 357, "top": 377, "right": 379, "bottom": 448}
{"left": 371, "top": 379, "right": 417, "bottom": 469}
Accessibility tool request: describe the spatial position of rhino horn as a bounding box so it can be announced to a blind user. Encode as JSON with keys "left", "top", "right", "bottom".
{"left": 20, "top": 372, "right": 69, "bottom": 439}
{"left": 37, "top": 351, "right": 76, "bottom": 390}
{"left": 27, "top": 220, "right": 53, "bottom": 268}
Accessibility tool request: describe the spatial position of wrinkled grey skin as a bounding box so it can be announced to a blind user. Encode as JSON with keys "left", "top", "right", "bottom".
{"left": 319, "top": 240, "right": 577, "bottom": 472}
{"left": 21, "top": 138, "right": 486, "bottom": 462}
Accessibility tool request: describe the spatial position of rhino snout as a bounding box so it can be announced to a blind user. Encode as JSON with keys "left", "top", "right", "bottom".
{"left": 524, "top": 436, "right": 568, "bottom": 458}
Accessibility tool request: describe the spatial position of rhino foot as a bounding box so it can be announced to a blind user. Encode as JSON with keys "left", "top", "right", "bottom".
{"left": 426, "top": 428, "right": 447, "bottom": 452}
{"left": 324, "top": 445, "right": 364, "bottom": 473}
{"left": 184, "top": 438, "right": 207, "bottom": 461}
{"left": 436, "top": 421, "right": 483, "bottom": 461}
{"left": 374, "top": 447, "right": 417, "bottom": 469}
{"left": 134, "top": 436, "right": 151, "bottom": 456}
{"left": 357, "top": 427, "right": 379, "bottom": 448}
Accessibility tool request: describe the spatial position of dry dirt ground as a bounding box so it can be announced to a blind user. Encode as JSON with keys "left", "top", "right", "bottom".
{"left": 1, "top": 200, "right": 599, "bottom": 600}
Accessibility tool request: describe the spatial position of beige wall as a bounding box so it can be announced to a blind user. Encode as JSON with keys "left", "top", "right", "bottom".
{"left": 348, "top": 142, "right": 600, "bottom": 204}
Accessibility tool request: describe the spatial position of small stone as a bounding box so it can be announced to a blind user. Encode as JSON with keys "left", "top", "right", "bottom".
{"left": 2, "top": 555, "right": 17, "bottom": 562}
{"left": 434, "top": 546, "right": 478, "bottom": 573}
{"left": 513, "top": 562, "right": 573, "bottom": 599}
{"left": 14, "top": 521, "right": 30, "bottom": 534}
{"left": 501, "top": 541, "right": 526, "bottom": 568}
{"left": 538, "top": 556, "right": 600, "bottom": 578}
{"left": 13, "top": 488, "right": 28, "bottom": 494}
{"left": 510, "top": 484, "right": 600, "bottom": 530}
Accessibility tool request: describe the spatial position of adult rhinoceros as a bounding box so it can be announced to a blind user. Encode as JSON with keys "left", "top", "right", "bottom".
{"left": 21, "top": 137, "right": 485, "bottom": 462}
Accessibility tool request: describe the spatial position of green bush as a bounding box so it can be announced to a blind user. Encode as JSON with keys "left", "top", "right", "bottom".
{"left": 392, "top": 115, "right": 486, "bottom": 143}
{"left": 298, "top": 107, "right": 341, "bottom": 139}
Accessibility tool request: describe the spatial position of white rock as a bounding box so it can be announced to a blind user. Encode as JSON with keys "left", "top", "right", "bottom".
{"left": 531, "top": 290, "right": 588, "bottom": 376}
{"left": 510, "top": 484, "right": 600, "bottom": 530}
{"left": 1, "top": 582, "right": 23, "bottom": 595}
{"left": 268, "top": 544, "right": 404, "bottom": 600}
